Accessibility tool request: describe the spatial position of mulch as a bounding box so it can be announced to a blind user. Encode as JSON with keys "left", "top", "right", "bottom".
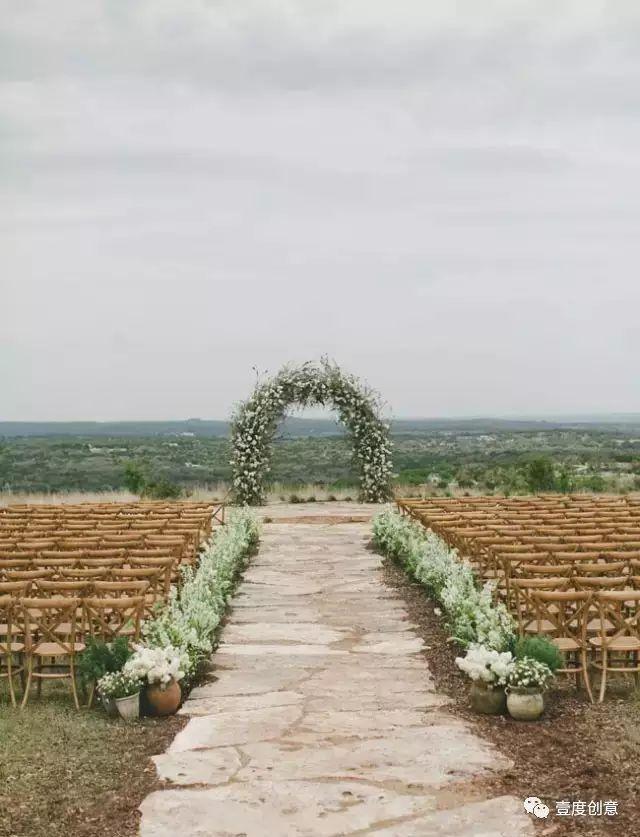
{"left": 381, "top": 557, "right": 640, "bottom": 836}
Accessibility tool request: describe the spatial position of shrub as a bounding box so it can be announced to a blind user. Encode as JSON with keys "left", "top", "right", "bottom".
{"left": 372, "top": 510, "right": 515, "bottom": 651}
{"left": 514, "top": 635, "right": 564, "bottom": 672}
{"left": 141, "top": 510, "right": 260, "bottom": 684}
{"left": 77, "top": 637, "right": 132, "bottom": 687}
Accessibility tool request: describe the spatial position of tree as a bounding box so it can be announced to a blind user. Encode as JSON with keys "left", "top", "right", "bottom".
{"left": 525, "top": 458, "right": 557, "bottom": 493}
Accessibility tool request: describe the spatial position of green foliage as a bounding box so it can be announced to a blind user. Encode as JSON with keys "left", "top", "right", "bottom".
{"left": 122, "top": 460, "right": 183, "bottom": 499}
{"left": 372, "top": 510, "right": 515, "bottom": 651}
{"left": 142, "top": 478, "right": 183, "bottom": 499}
{"left": 123, "top": 461, "right": 146, "bottom": 494}
{"left": 513, "top": 635, "right": 564, "bottom": 672}
{"left": 77, "top": 637, "right": 132, "bottom": 686}
{"left": 142, "top": 511, "right": 260, "bottom": 687}
{"left": 525, "top": 457, "right": 558, "bottom": 492}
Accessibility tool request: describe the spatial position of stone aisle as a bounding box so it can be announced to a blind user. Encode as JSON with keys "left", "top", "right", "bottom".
{"left": 140, "top": 519, "right": 532, "bottom": 836}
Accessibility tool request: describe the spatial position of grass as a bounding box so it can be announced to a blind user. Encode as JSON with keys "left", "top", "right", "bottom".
{"left": 0, "top": 682, "right": 184, "bottom": 837}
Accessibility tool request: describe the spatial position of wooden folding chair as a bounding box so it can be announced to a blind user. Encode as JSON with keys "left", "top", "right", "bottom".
{"left": 531, "top": 590, "right": 594, "bottom": 702}
{"left": 83, "top": 596, "right": 144, "bottom": 643}
{"left": 20, "top": 597, "right": 85, "bottom": 709}
{"left": 589, "top": 590, "right": 640, "bottom": 702}
{"left": 0, "top": 585, "right": 27, "bottom": 706}
{"left": 512, "top": 578, "right": 570, "bottom": 635}
{"left": 112, "top": 568, "right": 165, "bottom": 616}
{"left": 92, "top": 580, "right": 149, "bottom": 598}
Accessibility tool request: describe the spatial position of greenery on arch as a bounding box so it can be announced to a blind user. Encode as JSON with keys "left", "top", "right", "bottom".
{"left": 230, "top": 360, "right": 394, "bottom": 505}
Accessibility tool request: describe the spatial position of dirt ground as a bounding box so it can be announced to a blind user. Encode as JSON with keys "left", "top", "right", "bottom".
{"left": 381, "top": 558, "right": 640, "bottom": 837}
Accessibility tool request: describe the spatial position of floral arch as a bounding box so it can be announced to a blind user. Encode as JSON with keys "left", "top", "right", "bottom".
{"left": 230, "top": 360, "right": 393, "bottom": 505}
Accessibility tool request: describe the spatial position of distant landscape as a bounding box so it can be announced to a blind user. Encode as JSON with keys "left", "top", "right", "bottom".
{"left": 2, "top": 416, "right": 639, "bottom": 498}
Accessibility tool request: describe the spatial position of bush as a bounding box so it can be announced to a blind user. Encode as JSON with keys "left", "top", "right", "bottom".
{"left": 141, "top": 510, "right": 260, "bottom": 685}
{"left": 513, "top": 635, "right": 564, "bottom": 672}
{"left": 77, "top": 637, "right": 132, "bottom": 687}
{"left": 122, "top": 460, "right": 183, "bottom": 498}
{"left": 372, "top": 510, "right": 515, "bottom": 651}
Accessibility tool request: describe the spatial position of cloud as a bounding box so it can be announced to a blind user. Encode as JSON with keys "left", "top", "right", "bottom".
{"left": 1, "top": 1, "right": 639, "bottom": 419}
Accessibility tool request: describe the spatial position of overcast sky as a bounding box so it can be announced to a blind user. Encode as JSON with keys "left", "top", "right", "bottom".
{"left": 2, "top": 1, "right": 639, "bottom": 421}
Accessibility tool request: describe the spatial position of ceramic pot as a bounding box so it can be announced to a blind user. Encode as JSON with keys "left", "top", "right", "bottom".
{"left": 101, "top": 694, "right": 119, "bottom": 718}
{"left": 470, "top": 682, "right": 506, "bottom": 715}
{"left": 115, "top": 691, "right": 140, "bottom": 721}
{"left": 506, "top": 688, "right": 544, "bottom": 721}
{"left": 146, "top": 680, "right": 181, "bottom": 716}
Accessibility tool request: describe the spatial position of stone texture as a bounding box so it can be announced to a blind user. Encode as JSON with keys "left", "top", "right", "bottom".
{"left": 139, "top": 511, "right": 533, "bottom": 836}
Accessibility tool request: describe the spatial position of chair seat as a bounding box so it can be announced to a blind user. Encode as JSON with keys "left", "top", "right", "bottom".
{"left": 553, "top": 637, "right": 580, "bottom": 651}
{"left": 1, "top": 641, "right": 25, "bottom": 653}
{"left": 524, "top": 619, "right": 556, "bottom": 633}
{"left": 32, "top": 641, "right": 86, "bottom": 656}
{"left": 588, "top": 636, "right": 640, "bottom": 650}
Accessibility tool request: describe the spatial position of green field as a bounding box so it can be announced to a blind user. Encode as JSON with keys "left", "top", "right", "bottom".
{"left": 2, "top": 418, "right": 640, "bottom": 497}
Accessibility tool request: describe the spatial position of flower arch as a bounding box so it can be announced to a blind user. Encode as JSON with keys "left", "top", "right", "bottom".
{"left": 230, "top": 360, "right": 393, "bottom": 505}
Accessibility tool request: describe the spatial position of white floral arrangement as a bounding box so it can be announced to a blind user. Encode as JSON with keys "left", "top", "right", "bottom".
{"left": 372, "top": 510, "right": 515, "bottom": 651}
{"left": 506, "top": 658, "right": 554, "bottom": 692}
{"left": 455, "top": 644, "right": 514, "bottom": 688}
{"left": 124, "top": 644, "right": 185, "bottom": 688}
{"left": 97, "top": 670, "right": 143, "bottom": 700}
{"left": 141, "top": 510, "right": 260, "bottom": 680}
{"left": 230, "top": 359, "right": 393, "bottom": 505}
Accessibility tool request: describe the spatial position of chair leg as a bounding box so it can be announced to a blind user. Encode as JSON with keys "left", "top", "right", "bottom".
{"left": 20, "top": 655, "right": 33, "bottom": 710}
{"left": 36, "top": 658, "right": 42, "bottom": 699}
{"left": 598, "top": 649, "right": 608, "bottom": 703}
{"left": 581, "top": 650, "right": 594, "bottom": 704}
{"left": 70, "top": 660, "right": 80, "bottom": 710}
{"left": 6, "top": 654, "right": 16, "bottom": 708}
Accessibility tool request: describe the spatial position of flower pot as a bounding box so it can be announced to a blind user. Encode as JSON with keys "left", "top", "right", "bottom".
{"left": 101, "top": 694, "right": 119, "bottom": 718}
{"left": 115, "top": 692, "right": 140, "bottom": 721}
{"left": 506, "top": 688, "right": 544, "bottom": 721}
{"left": 146, "top": 679, "right": 181, "bottom": 716}
{"left": 470, "top": 682, "right": 506, "bottom": 715}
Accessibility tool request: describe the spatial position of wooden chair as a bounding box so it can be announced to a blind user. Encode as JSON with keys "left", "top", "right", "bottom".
{"left": 6, "top": 568, "right": 55, "bottom": 582}
{"left": 531, "top": 590, "right": 594, "bottom": 702}
{"left": 511, "top": 578, "right": 570, "bottom": 635}
{"left": 112, "top": 568, "right": 165, "bottom": 616}
{"left": 128, "top": 556, "right": 174, "bottom": 594}
{"left": 83, "top": 596, "right": 144, "bottom": 643}
{"left": 59, "top": 567, "right": 109, "bottom": 581}
{"left": 20, "top": 597, "right": 85, "bottom": 709}
{"left": 92, "top": 580, "right": 149, "bottom": 598}
{"left": 589, "top": 590, "right": 640, "bottom": 702}
{"left": 0, "top": 585, "right": 27, "bottom": 706}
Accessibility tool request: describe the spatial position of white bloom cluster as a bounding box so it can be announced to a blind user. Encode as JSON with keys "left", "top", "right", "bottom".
{"left": 97, "top": 670, "right": 143, "bottom": 700}
{"left": 124, "top": 644, "right": 185, "bottom": 688}
{"left": 230, "top": 360, "right": 393, "bottom": 505}
{"left": 507, "top": 658, "right": 554, "bottom": 691}
{"left": 142, "top": 510, "right": 261, "bottom": 679}
{"left": 455, "top": 644, "right": 514, "bottom": 686}
{"left": 372, "top": 510, "right": 515, "bottom": 651}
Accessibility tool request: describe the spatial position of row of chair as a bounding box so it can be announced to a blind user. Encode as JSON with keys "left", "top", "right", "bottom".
{"left": 0, "top": 592, "right": 146, "bottom": 708}
{"left": 513, "top": 586, "right": 640, "bottom": 703}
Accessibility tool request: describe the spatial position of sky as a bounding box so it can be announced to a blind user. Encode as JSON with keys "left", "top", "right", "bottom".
{"left": 2, "top": 1, "right": 639, "bottom": 421}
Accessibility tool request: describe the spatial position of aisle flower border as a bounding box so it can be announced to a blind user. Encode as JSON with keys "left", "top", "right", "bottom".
{"left": 230, "top": 360, "right": 393, "bottom": 505}
{"left": 372, "top": 509, "right": 515, "bottom": 651}
{"left": 140, "top": 509, "right": 260, "bottom": 686}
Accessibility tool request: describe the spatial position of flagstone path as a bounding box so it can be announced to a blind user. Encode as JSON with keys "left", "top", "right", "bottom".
{"left": 140, "top": 509, "right": 533, "bottom": 836}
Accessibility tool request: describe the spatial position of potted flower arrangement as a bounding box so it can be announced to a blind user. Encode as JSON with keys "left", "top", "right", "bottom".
{"left": 123, "top": 644, "right": 185, "bottom": 716}
{"left": 455, "top": 644, "right": 514, "bottom": 715}
{"left": 97, "top": 671, "right": 144, "bottom": 721}
{"left": 505, "top": 658, "right": 554, "bottom": 721}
